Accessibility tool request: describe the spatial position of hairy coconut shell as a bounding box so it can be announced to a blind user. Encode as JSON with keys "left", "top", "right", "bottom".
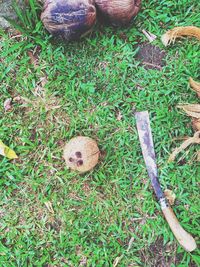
{"left": 95, "top": 0, "right": 141, "bottom": 26}
{"left": 63, "top": 136, "right": 99, "bottom": 173}
{"left": 41, "top": 0, "right": 96, "bottom": 40}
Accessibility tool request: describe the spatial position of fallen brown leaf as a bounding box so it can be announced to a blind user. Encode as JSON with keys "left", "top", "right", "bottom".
{"left": 27, "top": 50, "right": 39, "bottom": 69}
{"left": 168, "top": 131, "right": 200, "bottom": 162}
{"left": 197, "top": 151, "right": 200, "bottom": 162}
{"left": 192, "top": 118, "right": 200, "bottom": 131}
{"left": 161, "top": 26, "right": 200, "bottom": 46}
{"left": 189, "top": 77, "right": 200, "bottom": 98}
{"left": 178, "top": 104, "right": 200, "bottom": 118}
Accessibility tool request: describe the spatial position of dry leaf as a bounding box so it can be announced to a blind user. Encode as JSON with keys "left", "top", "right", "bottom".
{"left": 142, "top": 29, "right": 157, "bottom": 42}
{"left": 117, "top": 111, "right": 122, "bottom": 121}
{"left": 44, "top": 201, "right": 54, "bottom": 214}
{"left": 33, "top": 76, "right": 48, "bottom": 97}
{"left": 127, "top": 236, "right": 135, "bottom": 252}
{"left": 178, "top": 104, "right": 200, "bottom": 118}
{"left": 4, "top": 98, "right": 12, "bottom": 112}
{"left": 164, "top": 189, "right": 176, "bottom": 205}
{"left": 192, "top": 118, "right": 200, "bottom": 131}
{"left": 0, "top": 140, "right": 18, "bottom": 159}
{"left": 113, "top": 255, "right": 124, "bottom": 267}
{"left": 197, "top": 151, "right": 200, "bottom": 162}
{"left": 189, "top": 77, "right": 200, "bottom": 98}
{"left": 168, "top": 131, "right": 200, "bottom": 162}
{"left": 27, "top": 50, "right": 39, "bottom": 68}
{"left": 161, "top": 26, "right": 200, "bottom": 46}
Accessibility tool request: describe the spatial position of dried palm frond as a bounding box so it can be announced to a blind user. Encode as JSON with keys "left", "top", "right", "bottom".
{"left": 192, "top": 118, "right": 200, "bottom": 131}
{"left": 189, "top": 77, "right": 200, "bottom": 98}
{"left": 168, "top": 131, "right": 200, "bottom": 162}
{"left": 178, "top": 104, "right": 200, "bottom": 118}
{"left": 161, "top": 26, "right": 200, "bottom": 46}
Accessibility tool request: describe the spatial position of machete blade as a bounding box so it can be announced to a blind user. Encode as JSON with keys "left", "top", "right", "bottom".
{"left": 135, "top": 111, "right": 164, "bottom": 200}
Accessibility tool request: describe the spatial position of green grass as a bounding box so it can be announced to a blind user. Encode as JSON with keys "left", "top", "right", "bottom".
{"left": 0, "top": 0, "right": 200, "bottom": 266}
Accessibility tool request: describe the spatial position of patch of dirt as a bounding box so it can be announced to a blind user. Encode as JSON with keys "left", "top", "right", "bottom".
{"left": 46, "top": 218, "right": 62, "bottom": 233}
{"left": 139, "top": 237, "right": 177, "bottom": 267}
{"left": 136, "top": 43, "right": 166, "bottom": 70}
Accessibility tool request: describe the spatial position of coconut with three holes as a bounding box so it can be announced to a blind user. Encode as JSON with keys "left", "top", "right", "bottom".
{"left": 95, "top": 0, "right": 142, "bottom": 26}
{"left": 64, "top": 136, "right": 99, "bottom": 173}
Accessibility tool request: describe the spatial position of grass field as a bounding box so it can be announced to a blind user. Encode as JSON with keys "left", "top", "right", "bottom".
{"left": 0, "top": 0, "right": 200, "bottom": 266}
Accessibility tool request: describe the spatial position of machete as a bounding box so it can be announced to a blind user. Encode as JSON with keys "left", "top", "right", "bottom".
{"left": 135, "top": 111, "right": 196, "bottom": 252}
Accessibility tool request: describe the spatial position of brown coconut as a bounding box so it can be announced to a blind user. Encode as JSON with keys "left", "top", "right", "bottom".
{"left": 95, "top": 0, "right": 141, "bottom": 26}
{"left": 41, "top": 0, "right": 96, "bottom": 41}
{"left": 63, "top": 136, "right": 99, "bottom": 173}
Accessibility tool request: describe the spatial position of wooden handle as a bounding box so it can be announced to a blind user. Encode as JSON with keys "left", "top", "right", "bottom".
{"left": 162, "top": 206, "right": 197, "bottom": 252}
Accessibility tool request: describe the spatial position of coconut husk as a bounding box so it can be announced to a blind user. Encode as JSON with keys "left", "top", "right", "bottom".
{"left": 178, "top": 104, "right": 200, "bottom": 118}
{"left": 41, "top": 0, "right": 96, "bottom": 41}
{"left": 189, "top": 77, "right": 200, "bottom": 98}
{"left": 168, "top": 131, "right": 200, "bottom": 162}
{"left": 161, "top": 26, "right": 200, "bottom": 46}
{"left": 63, "top": 136, "right": 99, "bottom": 173}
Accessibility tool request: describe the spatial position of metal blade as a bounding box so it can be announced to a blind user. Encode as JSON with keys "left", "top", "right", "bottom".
{"left": 135, "top": 111, "right": 164, "bottom": 200}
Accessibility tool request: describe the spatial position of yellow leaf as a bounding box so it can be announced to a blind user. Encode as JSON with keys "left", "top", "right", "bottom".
{"left": 0, "top": 140, "right": 18, "bottom": 159}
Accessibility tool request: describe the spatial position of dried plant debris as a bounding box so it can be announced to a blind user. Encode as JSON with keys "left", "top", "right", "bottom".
{"left": 136, "top": 43, "right": 166, "bottom": 70}
{"left": 164, "top": 189, "right": 176, "bottom": 205}
{"left": 189, "top": 77, "right": 200, "bottom": 98}
{"left": 197, "top": 151, "right": 200, "bottom": 162}
{"left": 63, "top": 136, "right": 99, "bottom": 173}
{"left": 178, "top": 104, "right": 200, "bottom": 118}
{"left": 168, "top": 131, "right": 200, "bottom": 162}
{"left": 27, "top": 50, "right": 39, "bottom": 69}
{"left": 192, "top": 118, "right": 200, "bottom": 131}
{"left": 44, "top": 201, "right": 54, "bottom": 214}
{"left": 161, "top": 26, "right": 200, "bottom": 46}
{"left": 4, "top": 98, "right": 12, "bottom": 112}
{"left": 113, "top": 237, "right": 135, "bottom": 267}
{"left": 142, "top": 29, "right": 157, "bottom": 43}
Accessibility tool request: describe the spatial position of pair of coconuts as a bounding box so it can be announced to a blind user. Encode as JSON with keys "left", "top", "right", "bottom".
{"left": 41, "top": 0, "right": 142, "bottom": 41}
{"left": 63, "top": 136, "right": 99, "bottom": 173}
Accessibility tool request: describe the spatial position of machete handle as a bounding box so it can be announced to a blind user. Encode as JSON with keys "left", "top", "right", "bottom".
{"left": 161, "top": 203, "right": 197, "bottom": 252}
